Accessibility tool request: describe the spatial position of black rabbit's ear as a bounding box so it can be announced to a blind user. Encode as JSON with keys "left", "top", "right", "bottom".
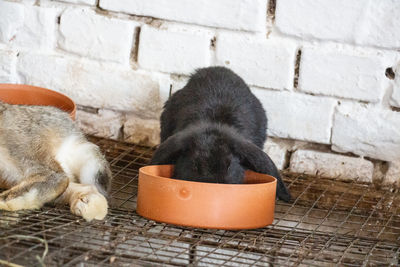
{"left": 233, "top": 140, "right": 272, "bottom": 174}
{"left": 150, "top": 133, "right": 186, "bottom": 165}
{"left": 233, "top": 140, "right": 292, "bottom": 202}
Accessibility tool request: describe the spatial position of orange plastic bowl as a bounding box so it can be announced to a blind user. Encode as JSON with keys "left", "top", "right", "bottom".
{"left": 0, "top": 84, "right": 76, "bottom": 120}
{"left": 137, "top": 165, "right": 277, "bottom": 230}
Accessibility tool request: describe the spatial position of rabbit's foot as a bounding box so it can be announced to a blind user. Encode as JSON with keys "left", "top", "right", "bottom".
{"left": 70, "top": 187, "right": 108, "bottom": 222}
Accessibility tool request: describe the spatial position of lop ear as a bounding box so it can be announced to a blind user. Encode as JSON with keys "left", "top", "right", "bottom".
{"left": 150, "top": 133, "right": 187, "bottom": 165}
{"left": 233, "top": 139, "right": 291, "bottom": 202}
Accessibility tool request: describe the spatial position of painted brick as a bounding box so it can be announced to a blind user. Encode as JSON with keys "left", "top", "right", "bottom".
{"left": 59, "top": 9, "right": 136, "bottom": 64}
{"left": 290, "top": 149, "right": 373, "bottom": 182}
{"left": 17, "top": 53, "right": 163, "bottom": 117}
{"left": 138, "top": 25, "right": 211, "bottom": 74}
{"left": 390, "top": 62, "right": 400, "bottom": 108}
{"left": 384, "top": 161, "right": 400, "bottom": 186}
{"left": 76, "top": 108, "right": 124, "bottom": 140}
{"left": 275, "top": 0, "right": 365, "bottom": 43}
{"left": 147, "top": 72, "right": 172, "bottom": 105}
{"left": 216, "top": 32, "right": 297, "bottom": 90}
{"left": 99, "top": 0, "right": 265, "bottom": 32}
{"left": 124, "top": 116, "right": 160, "bottom": 146}
{"left": 298, "top": 47, "right": 387, "bottom": 102}
{"left": 0, "top": 50, "right": 17, "bottom": 83}
{"left": 0, "top": 1, "right": 24, "bottom": 43}
{"left": 252, "top": 88, "right": 337, "bottom": 144}
{"left": 57, "top": 0, "right": 96, "bottom": 5}
{"left": 0, "top": 2, "right": 57, "bottom": 49}
{"left": 357, "top": 0, "right": 400, "bottom": 49}
{"left": 170, "top": 75, "right": 189, "bottom": 95}
{"left": 332, "top": 103, "right": 400, "bottom": 161}
{"left": 275, "top": 0, "right": 400, "bottom": 49}
{"left": 14, "top": 6, "right": 57, "bottom": 50}
{"left": 263, "top": 138, "right": 290, "bottom": 170}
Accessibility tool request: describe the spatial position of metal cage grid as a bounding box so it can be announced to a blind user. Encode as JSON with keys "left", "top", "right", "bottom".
{"left": 0, "top": 137, "right": 399, "bottom": 266}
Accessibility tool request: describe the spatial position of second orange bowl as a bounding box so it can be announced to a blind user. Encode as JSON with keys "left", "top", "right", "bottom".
{"left": 137, "top": 165, "right": 277, "bottom": 230}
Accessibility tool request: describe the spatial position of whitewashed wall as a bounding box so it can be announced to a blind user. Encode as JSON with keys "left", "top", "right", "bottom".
{"left": 0, "top": 0, "right": 399, "bottom": 184}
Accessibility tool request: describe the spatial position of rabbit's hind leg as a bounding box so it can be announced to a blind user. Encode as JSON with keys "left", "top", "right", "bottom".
{"left": 0, "top": 167, "right": 69, "bottom": 211}
{"left": 54, "top": 135, "right": 110, "bottom": 221}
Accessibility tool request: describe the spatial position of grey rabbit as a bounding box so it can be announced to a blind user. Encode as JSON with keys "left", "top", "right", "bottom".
{"left": 151, "top": 66, "right": 291, "bottom": 202}
{"left": 0, "top": 102, "right": 112, "bottom": 221}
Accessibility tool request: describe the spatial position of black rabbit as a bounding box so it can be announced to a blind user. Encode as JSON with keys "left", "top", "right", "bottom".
{"left": 151, "top": 66, "right": 291, "bottom": 202}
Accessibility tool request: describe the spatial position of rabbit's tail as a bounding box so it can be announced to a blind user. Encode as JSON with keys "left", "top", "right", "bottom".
{"left": 55, "top": 134, "right": 112, "bottom": 197}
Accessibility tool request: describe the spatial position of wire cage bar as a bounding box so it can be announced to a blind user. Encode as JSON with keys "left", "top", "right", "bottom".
{"left": 0, "top": 137, "right": 399, "bottom": 266}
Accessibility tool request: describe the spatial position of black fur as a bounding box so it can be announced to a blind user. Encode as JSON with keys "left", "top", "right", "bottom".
{"left": 151, "top": 67, "right": 291, "bottom": 202}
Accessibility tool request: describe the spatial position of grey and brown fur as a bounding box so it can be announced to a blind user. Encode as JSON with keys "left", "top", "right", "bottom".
{"left": 0, "top": 102, "right": 112, "bottom": 221}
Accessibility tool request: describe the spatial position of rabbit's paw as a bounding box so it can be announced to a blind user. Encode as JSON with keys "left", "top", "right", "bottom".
{"left": 70, "top": 189, "right": 108, "bottom": 222}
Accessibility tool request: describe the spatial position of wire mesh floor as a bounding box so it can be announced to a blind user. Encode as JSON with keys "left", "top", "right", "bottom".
{"left": 0, "top": 137, "right": 399, "bottom": 266}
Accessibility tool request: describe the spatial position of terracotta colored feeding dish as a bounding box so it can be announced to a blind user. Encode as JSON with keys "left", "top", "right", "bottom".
{"left": 0, "top": 84, "right": 76, "bottom": 120}
{"left": 137, "top": 165, "right": 277, "bottom": 230}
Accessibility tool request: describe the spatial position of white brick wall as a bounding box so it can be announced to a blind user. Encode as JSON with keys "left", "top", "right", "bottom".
{"left": 124, "top": 116, "right": 160, "bottom": 146}
{"left": 99, "top": 0, "right": 266, "bottom": 32}
{"left": 275, "top": 0, "right": 366, "bottom": 44}
{"left": 275, "top": 0, "right": 400, "bottom": 49}
{"left": 289, "top": 150, "right": 374, "bottom": 182}
{"left": 0, "top": 1, "right": 57, "bottom": 50}
{"left": 0, "top": 1, "right": 24, "bottom": 43}
{"left": 58, "top": 0, "right": 96, "bottom": 5}
{"left": 0, "top": 0, "right": 399, "bottom": 183}
{"left": 138, "top": 25, "right": 211, "bottom": 74}
{"left": 252, "top": 88, "right": 337, "bottom": 144}
{"left": 14, "top": 6, "right": 58, "bottom": 50}
{"left": 17, "top": 53, "right": 163, "bottom": 117}
{"left": 59, "top": 9, "right": 137, "bottom": 64}
{"left": 390, "top": 63, "right": 400, "bottom": 107}
{"left": 357, "top": 0, "right": 400, "bottom": 49}
{"left": 76, "top": 108, "right": 125, "bottom": 140}
{"left": 332, "top": 103, "right": 400, "bottom": 162}
{"left": 216, "top": 33, "right": 297, "bottom": 90}
{"left": 384, "top": 161, "right": 400, "bottom": 186}
{"left": 0, "top": 50, "right": 17, "bottom": 82}
{"left": 263, "top": 138, "right": 290, "bottom": 170}
{"left": 298, "top": 47, "right": 387, "bottom": 102}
